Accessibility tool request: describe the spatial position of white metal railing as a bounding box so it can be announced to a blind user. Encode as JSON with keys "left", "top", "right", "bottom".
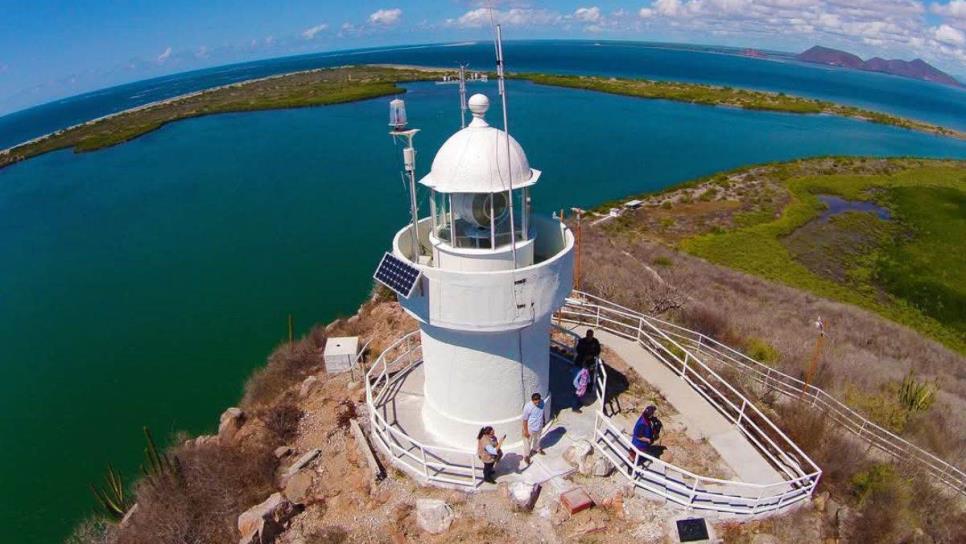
{"left": 365, "top": 331, "right": 483, "bottom": 487}
{"left": 556, "top": 295, "right": 822, "bottom": 514}
{"left": 563, "top": 290, "right": 966, "bottom": 497}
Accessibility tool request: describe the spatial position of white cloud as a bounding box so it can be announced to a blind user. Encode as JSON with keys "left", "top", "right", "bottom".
{"left": 195, "top": 45, "right": 209, "bottom": 59}
{"left": 653, "top": 0, "right": 686, "bottom": 17}
{"left": 302, "top": 23, "right": 328, "bottom": 39}
{"left": 265, "top": 36, "right": 275, "bottom": 45}
{"left": 451, "top": 7, "right": 562, "bottom": 28}
{"left": 156, "top": 47, "right": 172, "bottom": 63}
{"left": 934, "top": 23, "right": 965, "bottom": 45}
{"left": 626, "top": 0, "right": 966, "bottom": 71}
{"left": 369, "top": 8, "right": 402, "bottom": 25}
{"left": 574, "top": 7, "right": 602, "bottom": 23}
{"left": 931, "top": 0, "right": 966, "bottom": 20}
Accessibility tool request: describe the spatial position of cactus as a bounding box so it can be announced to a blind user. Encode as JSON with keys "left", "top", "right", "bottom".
{"left": 90, "top": 464, "right": 127, "bottom": 521}
{"left": 898, "top": 372, "right": 936, "bottom": 413}
{"left": 142, "top": 426, "right": 183, "bottom": 489}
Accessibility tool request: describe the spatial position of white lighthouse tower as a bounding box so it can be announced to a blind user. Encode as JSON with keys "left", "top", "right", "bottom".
{"left": 376, "top": 93, "right": 575, "bottom": 450}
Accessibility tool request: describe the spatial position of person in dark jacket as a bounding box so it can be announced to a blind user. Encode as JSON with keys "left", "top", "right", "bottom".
{"left": 575, "top": 329, "right": 601, "bottom": 366}
{"left": 631, "top": 405, "right": 661, "bottom": 464}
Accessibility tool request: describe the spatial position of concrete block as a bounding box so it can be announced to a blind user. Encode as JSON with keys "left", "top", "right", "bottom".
{"left": 559, "top": 487, "right": 594, "bottom": 515}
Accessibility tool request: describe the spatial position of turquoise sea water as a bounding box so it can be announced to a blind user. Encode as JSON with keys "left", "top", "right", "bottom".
{"left": 1, "top": 54, "right": 965, "bottom": 542}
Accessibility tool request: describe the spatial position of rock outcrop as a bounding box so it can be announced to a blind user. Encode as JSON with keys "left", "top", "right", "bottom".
{"left": 507, "top": 482, "right": 541, "bottom": 512}
{"left": 219, "top": 407, "right": 245, "bottom": 444}
{"left": 237, "top": 492, "right": 297, "bottom": 544}
{"left": 415, "top": 499, "right": 454, "bottom": 534}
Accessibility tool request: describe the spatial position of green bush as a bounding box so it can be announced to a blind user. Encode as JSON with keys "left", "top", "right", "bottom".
{"left": 743, "top": 337, "right": 779, "bottom": 365}
{"left": 851, "top": 463, "right": 898, "bottom": 505}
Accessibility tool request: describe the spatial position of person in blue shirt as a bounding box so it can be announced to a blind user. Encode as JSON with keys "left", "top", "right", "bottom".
{"left": 631, "top": 405, "right": 658, "bottom": 463}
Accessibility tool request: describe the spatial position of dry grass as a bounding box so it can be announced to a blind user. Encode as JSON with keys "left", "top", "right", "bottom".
{"left": 577, "top": 222, "right": 966, "bottom": 465}
{"left": 116, "top": 439, "right": 278, "bottom": 544}
{"left": 241, "top": 326, "right": 326, "bottom": 409}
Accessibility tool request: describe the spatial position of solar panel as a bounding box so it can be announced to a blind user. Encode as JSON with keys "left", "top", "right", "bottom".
{"left": 373, "top": 252, "right": 421, "bottom": 299}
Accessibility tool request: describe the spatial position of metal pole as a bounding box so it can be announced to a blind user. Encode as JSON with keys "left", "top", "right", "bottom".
{"left": 494, "top": 25, "right": 517, "bottom": 268}
{"left": 405, "top": 134, "right": 420, "bottom": 261}
{"left": 459, "top": 64, "right": 467, "bottom": 129}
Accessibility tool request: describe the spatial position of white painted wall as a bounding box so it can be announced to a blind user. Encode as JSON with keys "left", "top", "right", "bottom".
{"left": 419, "top": 316, "right": 551, "bottom": 449}
{"left": 391, "top": 214, "right": 573, "bottom": 450}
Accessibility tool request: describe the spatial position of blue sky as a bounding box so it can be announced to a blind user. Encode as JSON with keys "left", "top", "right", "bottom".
{"left": 1, "top": 1, "right": 964, "bottom": 115}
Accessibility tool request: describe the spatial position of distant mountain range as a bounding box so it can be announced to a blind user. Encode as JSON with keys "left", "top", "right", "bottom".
{"left": 796, "top": 45, "right": 962, "bottom": 88}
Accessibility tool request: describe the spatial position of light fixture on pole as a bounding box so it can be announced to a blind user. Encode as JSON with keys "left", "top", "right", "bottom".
{"left": 389, "top": 98, "right": 421, "bottom": 262}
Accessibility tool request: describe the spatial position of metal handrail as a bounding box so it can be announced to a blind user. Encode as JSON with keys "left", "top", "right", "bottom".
{"left": 567, "top": 290, "right": 966, "bottom": 496}
{"left": 557, "top": 302, "right": 821, "bottom": 513}
{"left": 365, "top": 331, "right": 482, "bottom": 487}
{"left": 366, "top": 316, "right": 820, "bottom": 512}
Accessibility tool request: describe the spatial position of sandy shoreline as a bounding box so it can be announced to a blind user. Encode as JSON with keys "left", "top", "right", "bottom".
{"left": 0, "top": 67, "right": 356, "bottom": 157}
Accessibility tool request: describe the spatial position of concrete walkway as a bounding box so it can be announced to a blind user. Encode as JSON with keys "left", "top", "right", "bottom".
{"left": 590, "top": 328, "right": 785, "bottom": 486}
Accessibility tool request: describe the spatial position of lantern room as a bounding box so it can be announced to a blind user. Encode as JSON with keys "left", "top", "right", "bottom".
{"left": 419, "top": 94, "right": 539, "bottom": 271}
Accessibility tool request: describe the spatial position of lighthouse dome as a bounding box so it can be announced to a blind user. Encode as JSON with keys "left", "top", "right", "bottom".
{"left": 419, "top": 93, "right": 541, "bottom": 194}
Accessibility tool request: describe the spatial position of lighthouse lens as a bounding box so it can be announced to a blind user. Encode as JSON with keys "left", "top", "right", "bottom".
{"left": 470, "top": 193, "right": 508, "bottom": 226}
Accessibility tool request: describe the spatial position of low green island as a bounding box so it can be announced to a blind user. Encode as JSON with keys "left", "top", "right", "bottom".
{"left": 517, "top": 73, "right": 966, "bottom": 140}
{"left": 2, "top": 65, "right": 964, "bottom": 172}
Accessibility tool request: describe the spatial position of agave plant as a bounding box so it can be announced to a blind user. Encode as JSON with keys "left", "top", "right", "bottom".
{"left": 140, "top": 426, "right": 182, "bottom": 489}
{"left": 90, "top": 464, "right": 128, "bottom": 521}
{"left": 898, "top": 371, "right": 936, "bottom": 413}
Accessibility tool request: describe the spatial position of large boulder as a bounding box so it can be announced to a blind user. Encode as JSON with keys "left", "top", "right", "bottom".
{"left": 415, "top": 499, "right": 454, "bottom": 534}
{"left": 237, "top": 492, "right": 297, "bottom": 544}
{"left": 562, "top": 440, "right": 594, "bottom": 467}
{"left": 592, "top": 456, "right": 615, "bottom": 477}
{"left": 219, "top": 407, "right": 245, "bottom": 443}
{"left": 283, "top": 470, "right": 315, "bottom": 506}
{"left": 507, "top": 482, "right": 541, "bottom": 512}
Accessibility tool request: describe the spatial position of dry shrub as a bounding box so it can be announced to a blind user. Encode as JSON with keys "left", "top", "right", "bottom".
{"left": 66, "top": 516, "right": 113, "bottom": 544}
{"left": 775, "top": 403, "right": 869, "bottom": 497}
{"left": 335, "top": 400, "right": 357, "bottom": 430}
{"left": 845, "top": 464, "right": 912, "bottom": 543}
{"left": 261, "top": 400, "right": 304, "bottom": 444}
{"left": 116, "top": 440, "right": 277, "bottom": 544}
{"left": 242, "top": 334, "right": 323, "bottom": 409}
{"left": 678, "top": 304, "right": 729, "bottom": 340}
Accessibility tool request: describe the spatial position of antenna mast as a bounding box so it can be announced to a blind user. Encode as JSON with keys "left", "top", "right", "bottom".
{"left": 494, "top": 24, "right": 518, "bottom": 268}
{"left": 458, "top": 64, "right": 468, "bottom": 129}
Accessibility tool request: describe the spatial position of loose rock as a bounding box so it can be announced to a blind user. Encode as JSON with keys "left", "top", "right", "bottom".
{"left": 285, "top": 448, "right": 321, "bottom": 478}
{"left": 299, "top": 376, "right": 319, "bottom": 398}
{"left": 507, "top": 482, "right": 541, "bottom": 512}
{"left": 283, "top": 470, "right": 315, "bottom": 506}
{"left": 237, "top": 492, "right": 297, "bottom": 544}
{"left": 274, "top": 446, "right": 293, "bottom": 459}
{"left": 219, "top": 407, "right": 245, "bottom": 443}
{"left": 592, "top": 456, "right": 615, "bottom": 477}
{"left": 563, "top": 440, "right": 594, "bottom": 467}
{"left": 415, "top": 498, "right": 454, "bottom": 534}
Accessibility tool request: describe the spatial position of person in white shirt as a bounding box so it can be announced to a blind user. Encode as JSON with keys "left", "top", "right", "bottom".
{"left": 522, "top": 392, "right": 547, "bottom": 464}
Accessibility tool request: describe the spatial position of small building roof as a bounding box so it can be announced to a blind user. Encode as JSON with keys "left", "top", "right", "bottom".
{"left": 419, "top": 93, "right": 540, "bottom": 194}
{"left": 323, "top": 336, "right": 359, "bottom": 358}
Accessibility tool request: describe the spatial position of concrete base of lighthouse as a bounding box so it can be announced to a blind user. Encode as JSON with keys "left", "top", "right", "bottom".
{"left": 419, "top": 318, "right": 552, "bottom": 450}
